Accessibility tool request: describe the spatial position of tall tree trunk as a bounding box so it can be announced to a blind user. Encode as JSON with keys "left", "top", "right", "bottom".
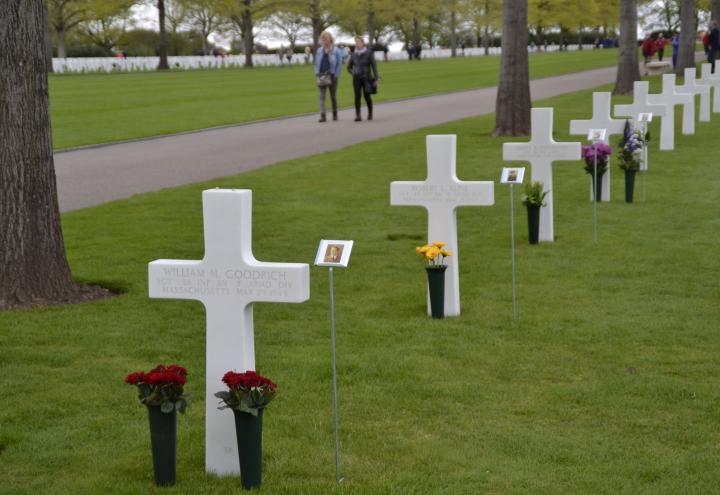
{"left": 242, "top": 2, "right": 254, "bottom": 68}
{"left": 309, "top": 0, "right": 321, "bottom": 59}
{"left": 158, "top": 0, "right": 169, "bottom": 69}
{"left": 0, "top": 1, "right": 79, "bottom": 309}
{"left": 493, "top": 0, "right": 530, "bottom": 136}
{"left": 44, "top": 8, "right": 54, "bottom": 72}
{"left": 483, "top": 24, "right": 490, "bottom": 55}
{"left": 367, "top": 9, "right": 375, "bottom": 47}
{"left": 57, "top": 28, "right": 67, "bottom": 58}
{"left": 713, "top": 0, "right": 720, "bottom": 23}
{"left": 412, "top": 18, "right": 420, "bottom": 48}
{"left": 613, "top": 0, "right": 640, "bottom": 94}
{"left": 450, "top": 10, "right": 457, "bottom": 57}
{"left": 311, "top": 19, "right": 321, "bottom": 59}
{"left": 676, "top": 0, "right": 696, "bottom": 75}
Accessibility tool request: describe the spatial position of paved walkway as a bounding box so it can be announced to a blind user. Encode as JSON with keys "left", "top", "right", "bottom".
{"left": 55, "top": 64, "right": 622, "bottom": 212}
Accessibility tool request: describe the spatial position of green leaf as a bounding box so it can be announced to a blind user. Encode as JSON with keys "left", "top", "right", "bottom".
{"left": 239, "top": 403, "right": 258, "bottom": 416}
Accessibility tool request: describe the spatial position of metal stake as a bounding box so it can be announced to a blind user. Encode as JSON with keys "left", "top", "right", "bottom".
{"left": 328, "top": 267, "right": 342, "bottom": 483}
{"left": 593, "top": 143, "right": 598, "bottom": 242}
{"left": 509, "top": 184, "right": 517, "bottom": 320}
{"left": 642, "top": 122, "right": 648, "bottom": 203}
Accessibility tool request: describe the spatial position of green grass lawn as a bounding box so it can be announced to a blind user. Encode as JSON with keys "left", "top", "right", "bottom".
{"left": 3, "top": 81, "right": 720, "bottom": 494}
{"left": 49, "top": 49, "right": 619, "bottom": 150}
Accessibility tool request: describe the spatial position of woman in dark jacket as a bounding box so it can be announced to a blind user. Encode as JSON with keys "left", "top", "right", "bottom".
{"left": 347, "top": 36, "right": 379, "bottom": 121}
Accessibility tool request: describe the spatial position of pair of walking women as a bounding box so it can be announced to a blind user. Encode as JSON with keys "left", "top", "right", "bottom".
{"left": 315, "top": 32, "right": 379, "bottom": 123}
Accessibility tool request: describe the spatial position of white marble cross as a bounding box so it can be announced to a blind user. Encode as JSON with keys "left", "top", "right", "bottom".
{"left": 677, "top": 67, "right": 711, "bottom": 123}
{"left": 646, "top": 74, "right": 694, "bottom": 150}
{"left": 503, "top": 108, "right": 580, "bottom": 242}
{"left": 148, "top": 189, "right": 310, "bottom": 476}
{"left": 569, "top": 92, "right": 626, "bottom": 202}
{"left": 390, "top": 135, "right": 494, "bottom": 317}
{"left": 700, "top": 63, "right": 720, "bottom": 113}
{"left": 614, "top": 81, "right": 668, "bottom": 148}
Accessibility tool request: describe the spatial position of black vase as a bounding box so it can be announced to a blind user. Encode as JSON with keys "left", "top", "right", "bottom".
{"left": 425, "top": 266, "right": 447, "bottom": 319}
{"left": 624, "top": 168, "right": 638, "bottom": 203}
{"left": 526, "top": 205, "right": 540, "bottom": 244}
{"left": 591, "top": 169, "right": 604, "bottom": 202}
{"left": 147, "top": 406, "right": 177, "bottom": 487}
{"left": 233, "top": 408, "right": 264, "bottom": 490}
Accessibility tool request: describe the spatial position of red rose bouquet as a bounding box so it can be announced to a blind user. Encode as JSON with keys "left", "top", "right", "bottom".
{"left": 125, "top": 364, "right": 189, "bottom": 414}
{"left": 215, "top": 370, "right": 277, "bottom": 416}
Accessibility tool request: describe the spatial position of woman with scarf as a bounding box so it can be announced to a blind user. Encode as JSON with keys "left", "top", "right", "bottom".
{"left": 347, "top": 36, "right": 379, "bottom": 122}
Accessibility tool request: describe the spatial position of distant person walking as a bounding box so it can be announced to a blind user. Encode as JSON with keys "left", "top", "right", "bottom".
{"left": 347, "top": 36, "right": 379, "bottom": 122}
{"left": 709, "top": 21, "right": 720, "bottom": 73}
{"left": 671, "top": 32, "right": 680, "bottom": 68}
{"left": 641, "top": 33, "right": 656, "bottom": 64}
{"left": 338, "top": 44, "right": 347, "bottom": 63}
{"left": 655, "top": 33, "right": 666, "bottom": 61}
{"left": 315, "top": 31, "right": 343, "bottom": 123}
{"left": 278, "top": 45, "right": 285, "bottom": 66}
{"left": 285, "top": 47, "right": 293, "bottom": 65}
{"left": 304, "top": 46, "right": 311, "bottom": 64}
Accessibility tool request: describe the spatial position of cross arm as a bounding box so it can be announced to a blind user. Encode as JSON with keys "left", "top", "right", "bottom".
{"left": 149, "top": 259, "right": 208, "bottom": 301}
{"left": 502, "top": 142, "right": 530, "bottom": 161}
{"left": 237, "top": 261, "right": 310, "bottom": 304}
{"left": 391, "top": 181, "right": 429, "bottom": 207}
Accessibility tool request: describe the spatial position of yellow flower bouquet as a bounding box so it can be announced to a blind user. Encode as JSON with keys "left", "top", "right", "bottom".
{"left": 416, "top": 241, "right": 452, "bottom": 268}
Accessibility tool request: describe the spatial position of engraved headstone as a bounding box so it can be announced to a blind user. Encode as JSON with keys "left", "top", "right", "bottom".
{"left": 614, "top": 81, "right": 668, "bottom": 150}
{"left": 148, "top": 189, "right": 310, "bottom": 475}
{"left": 569, "top": 92, "right": 626, "bottom": 202}
{"left": 503, "top": 108, "right": 581, "bottom": 242}
{"left": 677, "top": 67, "right": 711, "bottom": 123}
{"left": 700, "top": 63, "right": 720, "bottom": 113}
{"left": 390, "top": 135, "right": 494, "bottom": 317}
{"left": 645, "top": 74, "right": 694, "bottom": 150}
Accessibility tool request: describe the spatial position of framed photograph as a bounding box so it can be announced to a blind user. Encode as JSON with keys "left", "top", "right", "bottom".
{"left": 587, "top": 128, "right": 607, "bottom": 142}
{"left": 314, "top": 240, "right": 354, "bottom": 268}
{"left": 500, "top": 167, "right": 525, "bottom": 184}
{"left": 638, "top": 112, "right": 653, "bottom": 123}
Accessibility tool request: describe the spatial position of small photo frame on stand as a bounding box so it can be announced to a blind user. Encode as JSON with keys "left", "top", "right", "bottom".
{"left": 500, "top": 167, "right": 525, "bottom": 185}
{"left": 638, "top": 112, "right": 653, "bottom": 123}
{"left": 315, "top": 240, "right": 354, "bottom": 268}
{"left": 587, "top": 128, "right": 607, "bottom": 142}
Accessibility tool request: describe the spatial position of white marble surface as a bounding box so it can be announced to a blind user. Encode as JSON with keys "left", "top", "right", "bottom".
{"left": 569, "top": 92, "right": 627, "bottom": 201}
{"left": 148, "top": 189, "right": 310, "bottom": 475}
{"left": 504, "top": 108, "right": 581, "bottom": 242}
{"left": 677, "top": 67, "right": 711, "bottom": 123}
{"left": 391, "top": 135, "right": 494, "bottom": 316}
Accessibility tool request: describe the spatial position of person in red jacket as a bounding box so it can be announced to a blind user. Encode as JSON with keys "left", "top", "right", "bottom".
{"left": 641, "top": 33, "right": 656, "bottom": 64}
{"left": 704, "top": 31, "right": 710, "bottom": 54}
{"left": 655, "top": 33, "right": 667, "bottom": 61}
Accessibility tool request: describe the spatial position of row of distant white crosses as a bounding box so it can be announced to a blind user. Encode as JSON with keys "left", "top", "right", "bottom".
{"left": 391, "top": 63, "right": 719, "bottom": 318}
{"left": 147, "top": 64, "right": 720, "bottom": 477}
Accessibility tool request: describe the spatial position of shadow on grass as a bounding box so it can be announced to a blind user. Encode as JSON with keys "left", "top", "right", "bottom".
{"left": 76, "top": 278, "right": 131, "bottom": 296}
{"left": 387, "top": 233, "right": 424, "bottom": 241}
